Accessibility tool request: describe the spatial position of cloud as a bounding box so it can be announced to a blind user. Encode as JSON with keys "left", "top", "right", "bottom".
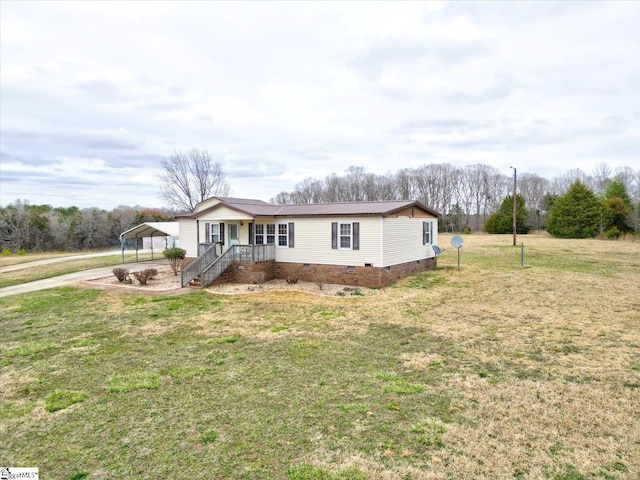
{"left": 1, "top": 2, "right": 639, "bottom": 208}
{"left": 447, "top": 77, "right": 516, "bottom": 104}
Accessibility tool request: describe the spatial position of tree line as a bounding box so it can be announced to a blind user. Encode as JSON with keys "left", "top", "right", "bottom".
{"left": 271, "top": 163, "right": 640, "bottom": 234}
{"left": 2, "top": 156, "right": 638, "bottom": 253}
{"left": 0, "top": 202, "right": 174, "bottom": 253}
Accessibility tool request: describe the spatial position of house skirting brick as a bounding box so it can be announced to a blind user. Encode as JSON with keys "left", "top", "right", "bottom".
{"left": 210, "top": 260, "right": 276, "bottom": 286}
{"left": 182, "top": 257, "right": 436, "bottom": 288}
{"left": 275, "top": 258, "right": 436, "bottom": 288}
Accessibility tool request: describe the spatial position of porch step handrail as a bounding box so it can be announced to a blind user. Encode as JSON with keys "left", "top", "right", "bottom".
{"left": 200, "top": 245, "right": 239, "bottom": 288}
{"left": 181, "top": 243, "right": 218, "bottom": 287}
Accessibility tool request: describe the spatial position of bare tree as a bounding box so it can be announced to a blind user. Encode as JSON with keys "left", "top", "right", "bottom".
{"left": 592, "top": 162, "right": 612, "bottom": 195}
{"left": 159, "top": 149, "right": 230, "bottom": 212}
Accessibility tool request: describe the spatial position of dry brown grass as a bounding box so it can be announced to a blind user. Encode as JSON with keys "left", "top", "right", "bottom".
{"left": 1, "top": 234, "right": 638, "bottom": 479}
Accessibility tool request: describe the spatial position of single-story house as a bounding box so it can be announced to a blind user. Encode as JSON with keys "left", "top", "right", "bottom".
{"left": 176, "top": 197, "right": 439, "bottom": 288}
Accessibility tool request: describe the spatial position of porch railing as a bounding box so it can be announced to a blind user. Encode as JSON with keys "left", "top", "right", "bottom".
{"left": 181, "top": 243, "right": 218, "bottom": 287}
{"left": 182, "top": 244, "right": 276, "bottom": 288}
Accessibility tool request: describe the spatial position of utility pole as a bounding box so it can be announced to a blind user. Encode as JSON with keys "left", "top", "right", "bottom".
{"left": 510, "top": 166, "right": 517, "bottom": 246}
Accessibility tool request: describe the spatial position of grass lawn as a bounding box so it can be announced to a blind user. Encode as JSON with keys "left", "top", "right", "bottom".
{"left": 1, "top": 234, "right": 639, "bottom": 479}
{"left": 0, "top": 253, "right": 155, "bottom": 289}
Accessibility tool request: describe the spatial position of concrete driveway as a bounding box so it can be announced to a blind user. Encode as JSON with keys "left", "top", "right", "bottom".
{"left": 0, "top": 260, "right": 169, "bottom": 298}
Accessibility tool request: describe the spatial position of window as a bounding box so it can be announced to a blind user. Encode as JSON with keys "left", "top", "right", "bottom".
{"left": 266, "top": 224, "right": 276, "bottom": 244}
{"left": 255, "top": 224, "right": 276, "bottom": 245}
{"left": 205, "top": 222, "right": 221, "bottom": 243}
{"left": 332, "top": 222, "right": 359, "bottom": 250}
{"left": 423, "top": 221, "right": 432, "bottom": 245}
{"left": 278, "top": 223, "right": 288, "bottom": 247}
{"left": 255, "top": 224, "right": 264, "bottom": 244}
{"left": 340, "top": 223, "right": 351, "bottom": 248}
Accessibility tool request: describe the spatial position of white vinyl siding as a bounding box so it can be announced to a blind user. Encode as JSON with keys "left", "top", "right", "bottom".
{"left": 382, "top": 216, "right": 438, "bottom": 266}
{"left": 197, "top": 205, "right": 253, "bottom": 222}
{"left": 273, "top": 217, "right": 380, "bottom": 266}
{"left": 178, "top": 218, "right": 198, "bottom": 257}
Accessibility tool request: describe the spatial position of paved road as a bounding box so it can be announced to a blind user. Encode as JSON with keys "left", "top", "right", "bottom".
{"left": 0, "top": 260, "right": 168, "bottom": 298}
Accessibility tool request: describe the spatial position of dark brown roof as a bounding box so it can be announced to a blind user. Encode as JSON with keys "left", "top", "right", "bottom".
{"left": 177, "top": 198, "right": 439, "bottom": 219}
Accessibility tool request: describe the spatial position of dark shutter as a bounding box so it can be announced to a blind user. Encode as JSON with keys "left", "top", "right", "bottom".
{"left": 288, "top": 222, "right": 295, "bottom": 248}
{"left": 220, "top": 222, "right": 225, "bottom": 245}
{"left": 423, "top": 221, "right": 427, "bottom": 245}
{"left": 205, "top": 222, "right": 210, "bottom": 243}
{"left": 331, "top": 222, "right": 338, "bottom": 249}
{"left": 353, "top": 222, "right": 359, "bottom": 250}
{"left": 248, "top": 222, "right": 254, "bottom": 245}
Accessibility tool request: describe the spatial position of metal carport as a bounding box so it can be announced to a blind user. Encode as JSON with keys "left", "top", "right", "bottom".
{"left": 119, "top": 222, "right": 180, "bottom": 261}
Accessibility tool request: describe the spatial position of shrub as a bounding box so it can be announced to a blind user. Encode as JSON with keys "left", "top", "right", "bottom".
{"left": 17, "top": 248, "right": 27, "bottom": 256}
{"left": 146, "top": 268, "right": 158, "bottom": 279}
{"left": 163, "top": 248, "right": 186, "bottom": 275}
{"left": 605, "top": 227, "right": 621, "bottom": 239}
{"left": 463, "top": 227, "right": 472, "bottom": 235}
{"left": 1, "top": 249, "right": 12, "bottom": 256}
{"left": 547, "top": 181, "right": 601, "bottom": 238}
{"left": 112, "top": 268, "right": 129, "bottom": 282}
{"left": 132, "top": 270, "right": 155, "bottom": 285}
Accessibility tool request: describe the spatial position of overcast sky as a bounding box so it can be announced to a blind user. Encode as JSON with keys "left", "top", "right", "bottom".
{"left": 1, "top": 1, "right": 639, "bottom": 209}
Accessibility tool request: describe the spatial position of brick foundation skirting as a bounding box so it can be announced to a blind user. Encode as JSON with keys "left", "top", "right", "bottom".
{"left": 182, "top": 257, "right": 436, "bottom": 288}
{"left": 275, "top": 259, "right": 436, "bottom": 288}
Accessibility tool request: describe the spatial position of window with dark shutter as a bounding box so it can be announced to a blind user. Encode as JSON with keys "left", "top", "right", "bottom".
{"left": 205, "top": 223, "right": 210, "bottom": 242}
{"left": 288, "top": 222, "right": 295, "bottom": 248}
{"left": 353, "top": 222, "right": 360, "bottom": 250}
{"left": 249, "top": 223, "right": 254, "bottom": 245}
{"left": 220, "top": 222, "right": 225, "bottom": 245}
{"left": 331, "top": 222, "right": 338, "bottom": 249}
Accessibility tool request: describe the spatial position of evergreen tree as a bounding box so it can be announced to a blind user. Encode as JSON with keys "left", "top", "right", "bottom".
{"left": 547, "top": 181, "right": 602, "bottom": 238}
{"left": 602, "top": 180, "right": 634, "bottom": 234}
{"left": 485, "top": 194, "right": 529, "bottom": 234}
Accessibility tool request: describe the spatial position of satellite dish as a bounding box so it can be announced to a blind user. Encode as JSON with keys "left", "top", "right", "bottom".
{"left": 432, "top": 245, "right": 441, "bottom": 256}
{"left": 451, "top": 236, "right": 464, "bottom": 248}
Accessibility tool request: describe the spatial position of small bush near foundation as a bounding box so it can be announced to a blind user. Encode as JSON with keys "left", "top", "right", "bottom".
{"left": 112, "top": 268, "right": 129, "bottom": 282}
{"left": 163, "top": 248, "right": 186, "bottom": 275}
{"left": 132, "top": 270, "right": 155, "bottom": 285}
{"left": 287, "top": 266, "right": 301, "bottom": 284}
{"left": 146, "top": 268, "right": 158, "bottom": 279}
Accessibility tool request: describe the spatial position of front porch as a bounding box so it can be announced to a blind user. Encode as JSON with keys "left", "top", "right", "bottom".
{"left": 181, "top": 243, "right": 276, "bottom": 288}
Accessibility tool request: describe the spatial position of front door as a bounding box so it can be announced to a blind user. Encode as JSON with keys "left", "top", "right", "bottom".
{"left": 228, "top": 223, "right": 240, "bottom": 247}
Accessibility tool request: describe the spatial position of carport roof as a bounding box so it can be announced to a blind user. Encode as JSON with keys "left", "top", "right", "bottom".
{"left": 119, "top": 222, "right": 179, "bottom": 240}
